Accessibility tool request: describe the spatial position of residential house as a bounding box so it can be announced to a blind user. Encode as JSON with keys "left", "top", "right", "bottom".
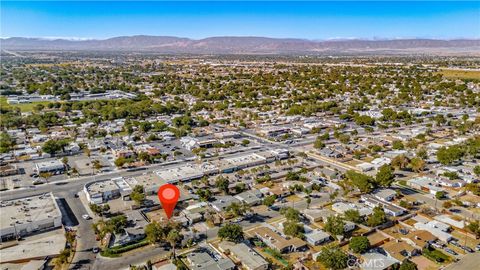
{"left": 382, "top": 240, "right": 420, "bottom": 262}
{"left": 218, "top": 241, "right": 269, "bottom": 270}
{"left": 303, "top": 225, "right": 331, "bottom": 246}
{"left": 362, "top": 194, "right": 406, "bottom": 217}
{"left": 402, "top": 230, "right": 437, "bottom": 249}
{"left": 372, "top": 189, "right": 397, "bottom": 202}
{"left": 186, "top": 249, "right": 235, "bottom": 270}
{"left": 210, "top": 196, "right": 241, "bottom": 212}
{"left": 235, "top": 190, "right": 263, "bottom": 206}
{"left": 251, "top": 226, "right": 307, "bottom": 254}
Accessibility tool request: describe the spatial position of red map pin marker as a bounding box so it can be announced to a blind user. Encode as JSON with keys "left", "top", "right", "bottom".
{"left": 158, "top": 184, "right": 180, "bottom": 219}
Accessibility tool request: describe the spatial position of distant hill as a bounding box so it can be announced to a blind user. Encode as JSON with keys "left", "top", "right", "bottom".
{"left": 1, "top": 35, "right": 479, "bottom": 54}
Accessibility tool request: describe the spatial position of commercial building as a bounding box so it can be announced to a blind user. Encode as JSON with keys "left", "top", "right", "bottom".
{"left": 34, "top": 159, "right": 65, "bottom": 174}
{"left": 217, "top": 153, "right": 267, "bottom": 173}
{"left": 155, "top": 164, "right": 205, "bottom": 184}
{"left": 0, "top": 164, "right": 20, "bottom": 177}
{"left": 84, "top": 179, "right": 121, "bottom": 204}
{"left": 257, "top": 126, "right": 290, "bottom": 137}
{"left": 0, "top": 193, "right": 62, "bottom": 242}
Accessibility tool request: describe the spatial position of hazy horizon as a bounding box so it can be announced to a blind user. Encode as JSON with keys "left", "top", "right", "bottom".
{"left": 1, "top": 1, "right": 479, "bottom": 40}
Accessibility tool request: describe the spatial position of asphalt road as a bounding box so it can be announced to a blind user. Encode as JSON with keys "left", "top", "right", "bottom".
{"left": 395, "top": 184, "right": 479, "bottom": 221}
{"left": 444, "top": 252, "right": 480, "bottom": 270}
{"left": 63, "top": 193, "right": 98, "bottom": 270}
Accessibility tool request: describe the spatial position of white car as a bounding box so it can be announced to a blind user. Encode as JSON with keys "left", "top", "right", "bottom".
{"left": 82, "top": 214, "right": 91, "bottom": 220}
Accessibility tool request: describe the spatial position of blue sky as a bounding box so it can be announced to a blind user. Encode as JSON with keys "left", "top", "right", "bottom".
{"left": 1, "top": 1, "right": 479, "bottom": 39}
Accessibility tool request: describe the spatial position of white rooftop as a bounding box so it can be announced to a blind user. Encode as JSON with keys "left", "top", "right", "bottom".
{"left": 0, "top": 193, "right": 61, "bottom": 230}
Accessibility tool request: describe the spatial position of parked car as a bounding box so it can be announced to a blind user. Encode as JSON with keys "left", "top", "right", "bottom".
{"left": 444, "top": 248, "right": 457, "bottom": 256}
{"left": 450, "top": 241, "right": 461, "bottom": 247}
{"left": 462, "top": 246, "right": 474, "bottom": 253}
{"left": 92, "top": 247, "right": 100, "bottom": 253}
{"left": 475, "top": 244, "right": 480, "bottom": 251}
{"left": 82, "top": 214, "right": 91, "bottom": 220}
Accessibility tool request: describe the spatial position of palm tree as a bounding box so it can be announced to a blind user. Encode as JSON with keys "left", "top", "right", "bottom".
{"left": 92, "top": 160, "right": 102, "bottom": 174}
{"left": 166, "top": 229, "right": 182, "bottom": 259}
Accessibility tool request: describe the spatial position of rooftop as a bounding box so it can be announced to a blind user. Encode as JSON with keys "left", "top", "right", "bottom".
{"left": 0, "top": 193, "right": 61, "bottom": 230}
{"left": 218, "top": 241, "right": 268, "bottom": 270}
{"left": 155, "top": 164, "right": 204, "bottom": 183}
{"left": 86, "top": 179, "right": 119, "bottom": 195}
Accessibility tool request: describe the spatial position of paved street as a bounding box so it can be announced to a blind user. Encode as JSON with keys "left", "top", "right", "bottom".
{"left": 444, "top": 253, "right": 480, "bottom": 270}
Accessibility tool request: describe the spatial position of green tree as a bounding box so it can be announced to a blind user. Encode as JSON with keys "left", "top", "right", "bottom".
{"left": 92, "top": 159, "right": 102, "bottom": 172}
{"left": 345, "top": 170, "right": 375, "bottom": 193}
{"left": 391, "top": 155, "right": 410, "bottom": 170}
{"left": 144, "top": 221, "right": 164, "bottom": 244}
{"left": 283, "top": 221, "right": 304, "bottom": 238}
{"left": 263, "top": 195, "right": 277, "bottom": 207}
{"left": 89, "top": 203, "right": 110, "bottom": 216}
{"left": 473, "top": 165, "right": 480, "bottom": 176}
{"left": 0, "top": 132, "right": 15, "bottom": 153}
{"left": 167, "top": 229, "right": 182, "bottom": 258}
{"left": 138, "top": 152, "right": 151, "bottom": 162}
{"left": 114, "top": 157, "right": 129, "bottom": 167}
{"left": 367, "top": 206, "right": 388, "bottom": 227}
{"left": 466, "top": 220, "right": 480, "bottom": 237}
{"left": 392, "top": 140, "right": 405, "bottom": 150}
{"left": 436, "top": 146, "right": 464, "bottom": 165}
{"left": 435, "top": 191, "right": 446, "bottom": 200}
{"left": 196, "top": 189, "right": 212, "bottom": 202}
{"left": 409, "top": 157, "right": 425, "bottom": 173}
{"left": 324, "top": 216, "right": 345, "bottom": 236}
{"left": 375, "top": 164, "right": 395, "bottom": 187}
{"left": 218, "top": 223, "right": 244, "bottom": 243}
{"left": 314, "top": 136, "right": 325, "bottom": 149}
{"left": 130, "top": 185, "right": 145, "bottom": 205}
{"left": 399, "top": 259, "right": 418, "bottom": 270}
{"left": 416, "top": 148, "right": 428, "bottom": 160}
{"left": 39, "top": 172, "right": 53, "bottom": 183}
{"left": 215, "top": 176, "right": 230, "bottom": 194}
{"left": 317, "top": 246, "right": 348, "bottom": 270}
{"left": 349, "top": 236, "right": 370, "bottom": 253}
{"left": 42, "top": 140, "right": 62, "bottom": 156}
{"left": 281, "top": 207, "right": 300, "bottom": 222}
{"left": 226, "top": 202, "right": 247, "bottom": 218}
{"left": 344, "top": 209, "right": 362, "bottom": 224}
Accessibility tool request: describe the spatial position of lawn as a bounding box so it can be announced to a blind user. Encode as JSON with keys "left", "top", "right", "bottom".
{"left": 437, "top": 69, "right": 480, "bottom": 80}
{"left": 0, "top": 96, "right": 54, "bottom": 112}
{"left": 100, "top": 239, "right": 150, "bottom": 257}
{"left": 263, "top": 247, "right": 289, "bottom": 266}
{"left": 422, "top": 247, "right": 450, "bottom": 263}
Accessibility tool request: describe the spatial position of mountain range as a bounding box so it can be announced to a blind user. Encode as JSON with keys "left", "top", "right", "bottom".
{"left": 1, "top": 36, "right": 479, "bottom": 54}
